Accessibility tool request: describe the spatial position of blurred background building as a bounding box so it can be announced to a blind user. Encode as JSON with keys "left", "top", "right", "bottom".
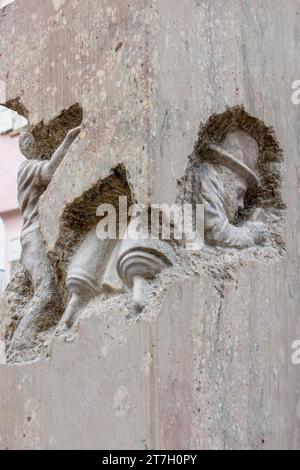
{"left": 0, "top": 105, "right": 26, "bottom": 293}
{"left": 0, "top": 0, "right": 19, "bottom": 294}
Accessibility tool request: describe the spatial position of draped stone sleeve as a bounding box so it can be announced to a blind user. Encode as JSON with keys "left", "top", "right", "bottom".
{"left": 17, "top": 160, "right": 47, "bottom": 238}
{"left": 194, "top": 162, "right": 254, "bottom": 248}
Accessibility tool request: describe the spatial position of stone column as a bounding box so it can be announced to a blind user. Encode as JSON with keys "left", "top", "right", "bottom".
{"left": 0, "top": 0, "right": 299, "bottom": 449}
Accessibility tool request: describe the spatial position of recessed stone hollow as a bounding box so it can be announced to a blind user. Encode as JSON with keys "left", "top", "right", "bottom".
{"left": 194, "top": 105, "right": 284, "bottom": 210}
{"left": 178, "top": 106, "right": 285, "bottom": 250}
{"left": 2, "top": 103, "right": 83, "bottom": 358}
{"left": 2, "top": 98, "right": 135, "bottom": 361}
{"left": 3, "top": 104, "right": 287, "bottom": 363}
{"left": 51, "top": 163, "right": 134, "bottom": 303}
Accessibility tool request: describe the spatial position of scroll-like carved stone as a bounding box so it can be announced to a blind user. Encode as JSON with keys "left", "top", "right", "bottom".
{"left": 117, "top": 222, "right": 175, "bottom": 311}
{"left": 102, "top": 241, "right": 124, "bottom": 293}
{"left": 192, "top": 130, "right": 270, "bottom": 249}
{"left": 61, "top": 219, "right": 175, "bottom": 327}
{"left": 61, "top": 233, "right": 118, "bottom": 328}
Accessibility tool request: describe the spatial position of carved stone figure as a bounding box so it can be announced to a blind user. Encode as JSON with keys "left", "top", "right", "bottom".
{"left": 8, "top": 126, "right": 81, "bottom": 351}
{"left": 61, "top": 218, "right": 175, "bottom": 328}
{"left": 60, "top": 130, "right": 268, "bottom": 329}
{"left": 116, "top": 223, "right": 175, "bottom": 311}
{"left": 61, "top": 234, "right": 118, "bottom": 328}
{"left": 193, "top": 130, "right": 269, "bottom": 248}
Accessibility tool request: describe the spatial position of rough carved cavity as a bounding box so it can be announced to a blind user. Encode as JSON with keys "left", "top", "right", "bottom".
{"left": 1, "top": 104, "right": 286, "bottom": 364}
{"left": 178, "top": 106, "right": 285, "bottom": 251}
{"left": 194, "top": 105, "right": 284, "bottom": 210}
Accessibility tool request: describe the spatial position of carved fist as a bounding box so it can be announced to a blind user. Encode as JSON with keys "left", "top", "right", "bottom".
{"left": 245, "top": 221, "right": 270, "bottom": 245}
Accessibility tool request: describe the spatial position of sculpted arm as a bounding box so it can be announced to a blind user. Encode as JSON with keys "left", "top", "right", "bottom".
{"left": 195, "top": 164, "right": 267, "bottom": 248}
{"left": 41, "top": 126, "right": 81, "bottom": 183}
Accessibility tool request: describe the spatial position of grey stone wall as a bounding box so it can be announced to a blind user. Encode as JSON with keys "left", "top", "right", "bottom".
{"left": 0, "top": 0, "right": 299, "bottom": 449}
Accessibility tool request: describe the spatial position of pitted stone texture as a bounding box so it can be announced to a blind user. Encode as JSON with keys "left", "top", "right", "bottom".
{"left": 0, "top": 0, "right": 300, "bottom": 451}
{"left": 0, "top": 0, "right": 298, "bottom": 254}
{"left": 0, "top": 261, "right": 299, "bottom": 450}
{"left": 0, "top": 0, "right": 156, "bottom": 250}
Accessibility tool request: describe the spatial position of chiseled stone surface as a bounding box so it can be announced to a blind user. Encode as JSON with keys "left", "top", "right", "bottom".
{"left": 0, "top": 0, "right": 298, "bottom": 250}
{"left": 0, "top": 0, "right": 300, "bottom": 449}
{"left": 0, "top": 262, "right": 299, "bottom": 450}
{"left": 0, "top": 0, "right": 156, "bottom": 250}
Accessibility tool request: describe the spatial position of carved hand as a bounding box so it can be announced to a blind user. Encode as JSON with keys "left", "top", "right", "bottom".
{"left": 244, "top": 221, "right": 270, "bottom": 245}
{"left": 66, "top": 126, "right": 82, "bottom": 142}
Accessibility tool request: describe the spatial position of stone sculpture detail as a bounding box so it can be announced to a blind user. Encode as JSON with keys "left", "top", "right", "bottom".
{"left": 116, "top": 223, "right": 175, "bottom": 311}
{"left": 61, "top": 219, "right": 175, "bottom": 328}
{"left": 7, "top": 125, "right": 273, "bottom": 345}
{"left": 61, "top": 234, "right": 117, "bottom": 328}
{"left": 192, "top": 130, "right": 269, "bottom": 248}
{"left": 59, "top": 129, "right": 270, "bottom": 329}
{"left": 9, "top": 126, "right": 81, "bottom": 349}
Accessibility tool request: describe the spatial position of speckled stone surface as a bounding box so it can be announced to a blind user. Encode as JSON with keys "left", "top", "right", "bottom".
{"left": 0, "top": 0, "right": 300, "bottom": 449}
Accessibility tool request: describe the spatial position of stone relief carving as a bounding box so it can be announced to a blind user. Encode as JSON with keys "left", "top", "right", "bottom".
{"left": 116, "top": 223, "right": 175, "bottom": 311}
{"left": 62, "top": 234, "right": 117, "bottom": 328}
{"left": 192, "top": 130, "right": 270, "bottom": 249}
{"left": 59, "top": 130, "right": 270, "bottom": 329}
{"left": 60, "top": 219, "right": 175, "bottom": 328}
{"left": 8, "top": 126, "right": 81, "bottom": 352}
{"left": 3, "top": 106, "right": 284, "bottom": 361}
